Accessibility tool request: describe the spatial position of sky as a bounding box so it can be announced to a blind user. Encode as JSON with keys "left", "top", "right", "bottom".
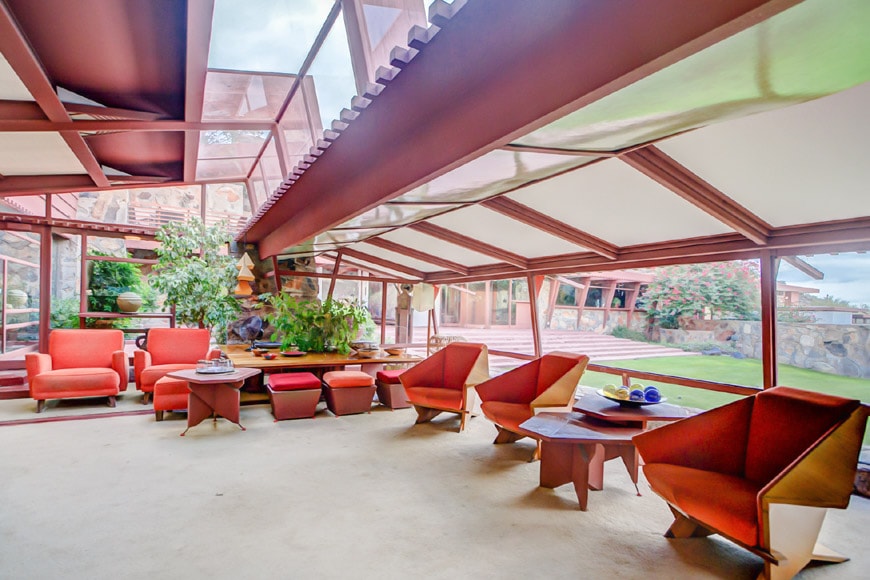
{"left": 777, "top": 252, "right": 870, "bottom": 307}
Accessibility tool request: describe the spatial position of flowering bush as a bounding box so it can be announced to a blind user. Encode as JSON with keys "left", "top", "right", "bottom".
{"left": 639, "top": 261, "right": 760, "bottom": 324}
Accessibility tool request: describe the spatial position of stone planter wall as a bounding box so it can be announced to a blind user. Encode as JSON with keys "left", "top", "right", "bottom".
{"left": 659, "top": 320, "right": 870, "bottom": 379}
{"left": 548, "top": 308, "right": 647, "bottom": 333}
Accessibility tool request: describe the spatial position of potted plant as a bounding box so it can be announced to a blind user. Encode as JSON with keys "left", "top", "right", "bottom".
{"left": 263, "top": 293, "right": 375, "bottom": 354}
{"left": 150, "top": 218, "right": 240, "bottom": 341}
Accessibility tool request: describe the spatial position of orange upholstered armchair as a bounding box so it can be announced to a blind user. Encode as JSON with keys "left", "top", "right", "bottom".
{"left": 633, "top": 386, "right": 867, "bottom": 580}
{"left": 476, "top": 352, "right": 589, "bottom": 445}
{"left": 400, "top": 342, "right": 489, "bottom": 432}
{"left": 26, "top": 329, "right": 128, "bottom": 413}
{"left": 134, "top": 328, "right": 220, "bottom": 404}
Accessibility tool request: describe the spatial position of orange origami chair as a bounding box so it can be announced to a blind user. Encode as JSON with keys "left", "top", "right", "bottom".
{"left": 400, "top": 342, "right": 489, "bottom": 432}
{"left": 26, "top": 329, "right": 128, "bottom": 412}
{"left": 476, "top": 352, "right": 589, "bottom": 446}
{"left": 134, "top": 328, "right": 220, "bottom": 404}
{"left": 633, "top": 386, "right": 867, "bottom": 580}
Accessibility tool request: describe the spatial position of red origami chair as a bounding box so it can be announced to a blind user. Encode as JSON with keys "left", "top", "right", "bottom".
{"left": 476, "top": 352, "right": 589, "bottom": 447}
{"left": 134, "top": 328, "right": 220, "bottom": 404}
{"left": 633, "top": 386, "right": 867, "bottom": 580}
{"left": 399, "top": 342, "right": 489, "bottom": 432}
{"left": 26, "top": 329, "right": 128, "bottom": 412}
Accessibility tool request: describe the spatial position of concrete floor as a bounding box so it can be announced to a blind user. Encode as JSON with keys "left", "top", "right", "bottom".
{"left": 1, "top": 398, "right": 868, "bottom": 579}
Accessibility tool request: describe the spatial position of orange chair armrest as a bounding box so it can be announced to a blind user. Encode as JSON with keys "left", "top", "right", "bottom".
{"left": 133, "top": 350, "right": 151, "bottom": 389}
{"left": 25, "top": 353, "right": 52, "bottom": 380}
{"left": 113, "top": 350, "right": 130, "bottom": 389}
{"left": 206, "top": 348, "right": 223, "bottom": 360}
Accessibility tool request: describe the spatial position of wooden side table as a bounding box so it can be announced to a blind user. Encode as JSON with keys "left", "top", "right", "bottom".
{"left": 166, "top": 368, "right": 261, "bottom": 436}
{"left": 518, "top": 412, "right": 643, "bottom": 511}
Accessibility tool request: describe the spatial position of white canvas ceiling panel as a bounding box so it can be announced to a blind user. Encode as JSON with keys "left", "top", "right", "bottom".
{"left": 658, "top": 81, "right": 870, "bottom": 228}
{"left": 355, "top": 243, "right": 439, "bottom": 273}
{"left": 0, "top": 53, "right": 34, "bottom": 101}
{"left": 392, "top": 149, "right": 595, "bottom": 204}
{"left": 335, "top": 203, "right": 458, "bottom": 229}
{"left": 429, "top": 205, "right": 583, "bottom": 258}
{"left": 506, "top": 158, "right": 732, "bottom": 247}
{"left": 337, "top": 256, "right": 419, "bottom": 280}
{"left": 379, "top": 228, "right": 499, "bottom": 268}
{"left": 0, "top": 132, "right": 87, "bottom": 175}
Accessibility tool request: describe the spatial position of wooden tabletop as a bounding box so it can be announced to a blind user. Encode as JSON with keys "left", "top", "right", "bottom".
{"left": 166, "top": 367, "right": 261, "bottom": 384}
{"left": 572, "top": 392, "right": 695, "bottom": 423}
{"left": 219, "top": 344, "right": 422, "bottom": 369}
{"left": 518, "top": 412, "right": 643, "bottom": 445}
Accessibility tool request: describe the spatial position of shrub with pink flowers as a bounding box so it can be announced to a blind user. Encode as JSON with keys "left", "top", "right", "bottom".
{"left": 640, "top": 261, "right": 760, "bottom": 327}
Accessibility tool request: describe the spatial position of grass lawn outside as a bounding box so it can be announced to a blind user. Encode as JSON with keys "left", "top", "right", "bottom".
{"left": 582, "top": 355, "right": 870, "bottom": 443}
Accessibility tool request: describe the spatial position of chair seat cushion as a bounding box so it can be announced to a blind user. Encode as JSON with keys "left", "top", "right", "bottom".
{"left": 140, "top": 363, "right": 197, "bottom": 391}
{"left": 323, "top": 371, "right": 374, "bottom": 388}
{"left": 643, "top": 464, "right": 761, "bottom": 547}
{"left": 480, "top": 401, "right": 532, "bottom": 433}
{"left": 269, "top": 372, "right": 322, "bottom": 392}
{"left": 153, "top": 376, "right": 189, "bottom": 412}
{"left": 376, "top": 369, "right": 404, "bottom": 384}
{"left": 405, "top": 386, "right": 463, "bottom": 411}
{"left": 31, "top": 368, "right": 120, "bottom": 397}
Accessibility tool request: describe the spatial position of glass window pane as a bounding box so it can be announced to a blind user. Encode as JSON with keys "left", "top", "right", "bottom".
{"left": 307, "top": 11, "right": 357, "bottom": 131}
{"left": 208, "top": 0, "right": 336, "bottom": 74}
{"left": 1, "top": 195, "right": 46, "bottom": 217}
{"left": 777, "top": 252, "right": 870, "bottom": 405}
{"left": 203, "top": 71, "right": 295, "bottom": 121}
{"left": 1, "top": 230, "right": 41, "bottom": 356}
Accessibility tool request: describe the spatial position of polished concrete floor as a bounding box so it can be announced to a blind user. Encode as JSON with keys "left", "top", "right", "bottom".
{"left": 1, "top": 397, "right": 868, "bottom": 579}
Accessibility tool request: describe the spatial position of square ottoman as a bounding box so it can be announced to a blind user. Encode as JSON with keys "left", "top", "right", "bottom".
{"left": 322, "top": 370, "right": 376, "bottom": 417}
{"left": 267, "top": 372, "right": 322, "bottom": 420}
{"left": 375, "top": 369, "right": 410, "bottom": 409}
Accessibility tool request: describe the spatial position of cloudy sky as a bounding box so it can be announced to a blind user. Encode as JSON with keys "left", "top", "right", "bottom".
{"left": 778, "top": 252, "right": 870, "bottom": 307}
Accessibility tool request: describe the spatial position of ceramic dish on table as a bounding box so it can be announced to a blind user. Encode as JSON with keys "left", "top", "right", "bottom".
{"left": 384, "top": 347, "right": 405, "bottom": 356}
{"left": 280, "top": 351, "right": 307, "bottom": 357}
{"left": 597, "top": 388, "right": 667, "bottom": 407}
{"left": 355, "top": 349, "right": 380, "bottom": 359}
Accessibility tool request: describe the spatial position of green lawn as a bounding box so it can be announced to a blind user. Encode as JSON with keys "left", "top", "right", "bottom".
{"left": 582, "top": 355, "right": 870, "bottom": 443}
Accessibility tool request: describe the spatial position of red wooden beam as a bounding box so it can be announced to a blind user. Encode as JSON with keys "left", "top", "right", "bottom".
{"left": 481, "top": 196, "right": 618, "bottom": 260}
{"left": 621, "top": 146, "right": 771, "bottom": 245}
{"left": 409, "top": 222, "right": 528, "bottom": 268}
{"left": 340, "top": 248, "right": 425, "bottom": 280}
{"left": 759, "top": 251, "right": 778, "bottom": 389}
{"left": 0, "top": 3, "right": 109, "bottom": 188}
{"left": 364, "top": 236, "right": 469, "bottom": 275}
{"left": 249, "top": 0, "right": 797, "bottom": 256}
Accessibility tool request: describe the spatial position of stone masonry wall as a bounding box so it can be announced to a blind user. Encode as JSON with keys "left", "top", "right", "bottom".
{"left": 660, "top": 320, "right": 870, "bottom": 379}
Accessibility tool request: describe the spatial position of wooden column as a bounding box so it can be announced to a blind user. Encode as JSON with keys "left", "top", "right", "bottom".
{"left": 38, "top": 226, "right": 51, "bottom": 352}
{"left": 759, "top": 251, "right": 779, "bottom": 389}
{"left": 545, "top": 277, "right": 558, "bottom": 328}
{"left": 271, "top": 256, "right": 281, "bottom": 293}
{"left": 327, "top": 251, "right": 343, "bottom": 300}
{"left": 1, "top": 258, "right": 7, "bottom": 353}
{"left": 528, "top": 274, "right": 542, "bottom": 357}
{"left": 576, "top": 277, "right": 591, "bottom": 330}
{"left": 380, "top": 281, "right": 387, "bottom": 346}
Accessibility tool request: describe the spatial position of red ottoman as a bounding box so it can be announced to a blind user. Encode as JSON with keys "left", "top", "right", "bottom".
{"left": 322, "top": 371, "right": 376, "bottom": 417}
{"left": 267, "top": 372, "right": 322, "bottom": 420}
{"left": 153, "top": 376, "right": 189, "bottom": 421}
{"left": 376, "top": 369, "right": 410, "bottom": 410}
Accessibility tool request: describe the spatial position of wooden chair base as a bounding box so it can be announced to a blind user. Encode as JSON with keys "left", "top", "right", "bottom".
{"left": 413, "top": 405, "right": 475, "bottom": 432}
{"left": 142, "top": 392, "right": 151, "bottom": 405}
{"left": 36, "top": 399, "right": 45, "bottom": 413}
{"left": 493, "top": 425, "right": 525, "bottom": 444}
{"left": 155, "top": 410, "right": 164, "bottom": 421}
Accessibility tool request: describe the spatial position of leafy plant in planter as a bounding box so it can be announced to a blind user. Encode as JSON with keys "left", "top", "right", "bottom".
{"left": 85, "top": 251, "right": 157, "bottom": 328}
{"left": 150, "top": 218, "right": 240, "bottom": 340}
{"left": 263, "top": 293, "right": 375, "bottom": 354}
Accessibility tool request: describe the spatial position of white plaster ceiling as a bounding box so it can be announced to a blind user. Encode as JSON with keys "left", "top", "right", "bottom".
{"left": 658, "top": 81, "right": 870, "bottom": 228}
{"left": 0, "top": 53, "right": 34, "bottom": 101}
{"left": 506, "top": 158, "right": 733, "bottom": 247}
{"left": 380, "top": 228, "right": 499, "bottom": 267}
{"left": 0, "top": 132, "right": 86, "bottom": 175}
{"left": 356, "top": 242, "right": 440, "bottom": 273}
{"left": 429, "top": 205, "right": 584, "bottom": 258}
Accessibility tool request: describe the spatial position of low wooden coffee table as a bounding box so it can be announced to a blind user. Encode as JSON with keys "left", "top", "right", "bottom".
{"left": 573, "top": 391, "right": 696, "bottom": 429}
{"left": 167, "top": 368, "right": 261, "bottom": 436}
{"left": 518, "top": 412, "right": 643, "bottom": 511}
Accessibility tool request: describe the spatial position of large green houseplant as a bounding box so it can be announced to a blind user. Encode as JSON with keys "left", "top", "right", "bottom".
{"left": 150, "top": 218, "right": 240, "bottom": 339}
{"left": 263, "top": 293, "right": 375, "bottom": 354}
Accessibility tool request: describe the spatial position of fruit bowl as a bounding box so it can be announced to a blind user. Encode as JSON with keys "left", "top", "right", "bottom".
{"left": 384, "top": 347, "right": 405, "bottom": 356}
{"left": 597, "top": 386, "right": 666, "bottom": 407}
{"left": 355, "top": 348, "right": 380, "bottom": 359}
